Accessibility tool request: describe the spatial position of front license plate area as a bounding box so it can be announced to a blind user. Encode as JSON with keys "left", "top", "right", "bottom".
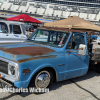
{"left": 0, "top": 81, "right": 8, "bottom": 88}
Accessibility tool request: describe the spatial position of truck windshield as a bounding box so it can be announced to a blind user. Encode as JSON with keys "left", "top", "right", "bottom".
{"left": 0, "top": 22, "right": 8, "bottom": 33}
{"left": 28, "top": 29, "right": 70, "bottom": 47}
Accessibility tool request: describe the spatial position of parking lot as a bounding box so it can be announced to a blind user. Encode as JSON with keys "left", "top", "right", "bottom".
{"left": 0, "top": 42, "right": 100, "bottom": 100}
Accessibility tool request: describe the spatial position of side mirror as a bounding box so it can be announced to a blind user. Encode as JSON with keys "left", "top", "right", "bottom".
{"left": 78, "top": 44, "right": 86, "bottom": 55}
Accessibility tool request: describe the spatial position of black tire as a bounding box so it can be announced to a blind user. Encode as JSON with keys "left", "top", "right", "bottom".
{"left": 98, "top": 43, "right": 100, "bottom": 45}
{"left": 29, "top": 69, "right": 54, "bottom": 93}
{"left": 96, "top": 63, "right": 100, "bottom": 73}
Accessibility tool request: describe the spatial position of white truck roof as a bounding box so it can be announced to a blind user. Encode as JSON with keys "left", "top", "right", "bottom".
{"left": 0, "top": 20, "right": 25, "bottom": 25}
{"left": 0, "top": 20, "right": 27, "bottom": 43}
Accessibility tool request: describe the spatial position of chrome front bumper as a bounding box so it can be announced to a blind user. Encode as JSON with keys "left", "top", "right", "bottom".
{"left": 0, "top": 78, "right": 13, "bottom": 88}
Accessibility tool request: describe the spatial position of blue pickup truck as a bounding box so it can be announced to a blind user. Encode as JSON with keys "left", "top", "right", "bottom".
{"left": 0, "top": 27, "right": 99, "bottom": 92}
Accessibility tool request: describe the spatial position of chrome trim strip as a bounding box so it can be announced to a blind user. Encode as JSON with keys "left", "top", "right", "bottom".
{"left": 58, "top": 64, "right": 65, "bottom": 66}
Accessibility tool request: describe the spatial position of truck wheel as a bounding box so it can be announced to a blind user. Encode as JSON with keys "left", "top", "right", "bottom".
{"left": 98, "top": 43, "right": 100, "bottom": 45}
{"left": 29, "top": 69, "right": 54, "bottom": 90}
{"left": 96, "top": 63, "right": 100, "bottom": 73}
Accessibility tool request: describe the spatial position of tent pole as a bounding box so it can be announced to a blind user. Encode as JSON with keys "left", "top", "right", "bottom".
{"left": 88, "top": 32, "right": 92, "bottom": 44}
{"left": 88, "top": 31, "right": 92, "bottom": 53}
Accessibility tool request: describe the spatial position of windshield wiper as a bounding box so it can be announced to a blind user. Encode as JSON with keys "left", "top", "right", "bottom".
{"left": 37, "top": 41, "right": 47, "bottom": 44}
{"left": 27, "top": 39, "right": 48, "bottom": 45}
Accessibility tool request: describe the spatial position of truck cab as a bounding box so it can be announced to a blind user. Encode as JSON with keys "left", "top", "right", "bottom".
{"left": 0, "top": 27, "right": 96, "bottom": 91}
{"left": 0, "top": 20, "right": 27, "bottom": 43}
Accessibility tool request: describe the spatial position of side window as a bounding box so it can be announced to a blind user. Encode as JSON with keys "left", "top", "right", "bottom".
{"left": 9, "top": 25, "right": 21, "bottom": 34}
{"left": 66, "top": 33, "right": 85, "bottom": 50}
{"left": 0, "top": 22, "right": 8, "bottom": 33}
{"left": 21, "top": 24, "right": 25, "bottom": 35}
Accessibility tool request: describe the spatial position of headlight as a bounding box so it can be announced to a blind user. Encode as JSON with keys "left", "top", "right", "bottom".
{"left": 10, "top": 66, "right": 15, "bottom": 75}
{"left": 8, "top": 65, "right": 15, "bottom": 76}
{"left": 8, "top": 63, "right": 19, "bottom": 81}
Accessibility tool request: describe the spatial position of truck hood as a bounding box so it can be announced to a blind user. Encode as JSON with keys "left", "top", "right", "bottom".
{"left": 0, "top": 42, "right": 56, "bottom": 63}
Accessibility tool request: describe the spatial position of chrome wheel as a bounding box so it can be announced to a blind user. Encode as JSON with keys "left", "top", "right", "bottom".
{"left": 35, "top": 71, "right": 51, "bottom": 88}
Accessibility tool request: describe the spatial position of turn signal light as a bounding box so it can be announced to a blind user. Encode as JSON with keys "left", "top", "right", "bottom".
{"left": 0, "top": 74, "right": 1, "bottom": 79}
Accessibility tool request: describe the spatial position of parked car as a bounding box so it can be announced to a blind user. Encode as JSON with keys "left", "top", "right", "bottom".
{"left": 0, "top": 20, "right": 27, "bottom": 43}
{"left": 97, "top": 37, "right": 100, "bottom": 44}
{"left": 24, "top": 24, "right": 34, "bottom": 32}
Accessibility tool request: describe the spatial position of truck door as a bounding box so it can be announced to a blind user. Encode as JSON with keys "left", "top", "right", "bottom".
{"left": 64, "top": 32, "right": 90, "bottom": 80}
{"left": 0, "top": 22, "right": 8, "bottom": 43}
{"left": 4, "top": 24, "right": 27, "bottom": 42}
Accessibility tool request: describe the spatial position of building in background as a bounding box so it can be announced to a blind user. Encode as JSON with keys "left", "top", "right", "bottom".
{"left": 7, "top": 0, "right": 100, "bottom": 8}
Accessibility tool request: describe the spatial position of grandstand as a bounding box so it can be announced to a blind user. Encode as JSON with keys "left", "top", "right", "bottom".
{"left": 0, "top": 0, "right": 100, "bottom": 24}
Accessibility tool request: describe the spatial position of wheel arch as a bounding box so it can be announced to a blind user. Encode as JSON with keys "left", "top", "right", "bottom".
{"left": 28, "top": 66, "right": 57, "bottom": 87}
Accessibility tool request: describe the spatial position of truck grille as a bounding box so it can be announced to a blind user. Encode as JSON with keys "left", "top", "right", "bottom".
{"left": 0, "top": 60, "right": 8, "bottom": 74}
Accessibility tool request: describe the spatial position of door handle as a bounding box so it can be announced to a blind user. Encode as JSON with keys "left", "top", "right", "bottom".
{"left": 66, "top": 51, "right": 70, "bottom": 55}
{"left": 66, "top": 51, "right": 76, "bottom": 55}
{"left": 6, "top": 35, "right": 8, "bottom": 36}
{"left": 84, "top": 54, "right": 89, "bottom": 56}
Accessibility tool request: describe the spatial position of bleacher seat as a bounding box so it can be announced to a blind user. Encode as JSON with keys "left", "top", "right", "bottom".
{"left": 10, "top": 5, "right": 20, "bottom": 12}
{"left": 87, "top": 14, "right": 96, "bottom": 21}
{"left": 79, "top": 13, "right": 88, "bottom": 19}
{"left": 0, "top": 3, "right": 12, "bottom": 10}
{"left": 98, "top": 11, "right": 100, "bottom": 15}
{"left": 62, "top": 11, "right": 70, "bottom": 18}
{"left": 70, "top": 12, "right": 79, "bottom": 17}
{"left": 44, "top": 9, "right": 54, "bottom": 17}
{"left": 27, "top": 6, "right": 37, "bottom": 14}
{"left": 53, "top": 10, "right": 62, "bottom": 17}
{"left": 18, "top": 6, "right": 29, "bottom": 13}
{"left": 0, "top": 3, "right": 2, "bottom": 8}
{"left": 36, "top": 8, "right": 45, "bottom": 15}
{"left": 95, "top": 14, "right": 100, "bottom": 21}
{"left": 67, "top": 7, "right": 73, "bottom": 12}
